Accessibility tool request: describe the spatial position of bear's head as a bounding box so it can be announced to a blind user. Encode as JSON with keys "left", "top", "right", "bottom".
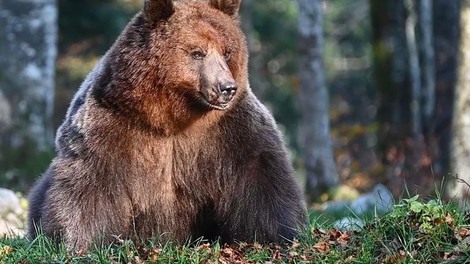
{"left": 94, "top": 0, "right": 248, "bottom": 134}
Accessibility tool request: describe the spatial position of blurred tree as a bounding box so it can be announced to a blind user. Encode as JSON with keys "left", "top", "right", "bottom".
{"left": 433, "top": 0, "right": 460, "bottom": 187}
{"left": 405, "top": 0, "right": 422, "bottom": 140}
{"left": 298, "top": 0, "right": 338, "bottom": 202}
{"left": 369, "top": 0, "right": 410, "bottom": 195}
{"left": 322, "top": 0, "right": 378, "bottom": 194}
{"left": 450, "top": 0, "right": 470, "bottom": 201}
{"left": 0, "top": 0, "right": 57, "bottom": 190}
{"left": 369, "top": 0, "right": 456, "bottom": 196}
{"left": 418, "top": 0, "right": 435, "bottom": 130}
{"left": 243, "top": 0, "right": 300, "bottom": 152}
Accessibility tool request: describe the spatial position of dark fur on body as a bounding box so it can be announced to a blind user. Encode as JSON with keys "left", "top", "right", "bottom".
{"left": 28, "top": 0, "right": 307, "bottom": 251}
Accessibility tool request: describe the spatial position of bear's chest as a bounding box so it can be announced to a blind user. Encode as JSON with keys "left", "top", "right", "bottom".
{"left": 124, "top": 132, "right": 226, "bottom": 203}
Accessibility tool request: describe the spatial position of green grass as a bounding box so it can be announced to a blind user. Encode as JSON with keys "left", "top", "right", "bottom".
{"left": 1, "top": 196, "right": 469, "bottom": 263}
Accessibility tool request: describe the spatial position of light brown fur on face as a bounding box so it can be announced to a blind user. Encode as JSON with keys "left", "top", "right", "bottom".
{"left": 28, "top": 0, "right": 307, "bottom": 252}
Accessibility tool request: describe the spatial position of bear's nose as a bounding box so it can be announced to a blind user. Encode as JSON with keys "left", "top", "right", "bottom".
{"left": 219, "top": 82, "right": 237, "bottom": 99}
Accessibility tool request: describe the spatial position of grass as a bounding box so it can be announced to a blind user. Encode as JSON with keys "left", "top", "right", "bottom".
{"left": 1, "top": 196, "right": 469, "bottom": 263}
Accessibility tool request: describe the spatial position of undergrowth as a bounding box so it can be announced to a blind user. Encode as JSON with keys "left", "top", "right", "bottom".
{"left": 1, "top": 195, "right": 469, "bottom": 263}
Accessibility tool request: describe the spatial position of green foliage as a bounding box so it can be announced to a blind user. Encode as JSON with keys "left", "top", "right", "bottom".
{"left": 391, "top": 195, "right": 452, "bottom": 233}
{"left": 324, "top": 0, "right": 373, "bottom": 106}
{"left": 248, "top": 0, "right": 300, "bottom": 152}
{"left": 58, "top": 0, "right": 140, "bottom": 53}
{"left": 369, "top": 195, "right": 470, "bottom": 263}
{"left": 1, "top": 196, "right": 469, "bottom": 263}
{"left": 0, "top": 141, "right": 53, "bottom": 192}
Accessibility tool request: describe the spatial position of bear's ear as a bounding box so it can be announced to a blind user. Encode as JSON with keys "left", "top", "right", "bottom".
{"left": 209, "top": 0, "right": 241, "bottom": 18}
{"left": 143, "top": 0, "right": 175, "bottom": 22}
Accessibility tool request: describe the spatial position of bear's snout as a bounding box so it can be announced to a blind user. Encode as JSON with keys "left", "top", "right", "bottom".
{"left": 200, "top": 54, "right": 238, "bottom": 110}
{"left": 219, "top": 81, "right": 237, "bottom": 102}
{"left": 202, "top": 81, "right": 237, "bottom": 110}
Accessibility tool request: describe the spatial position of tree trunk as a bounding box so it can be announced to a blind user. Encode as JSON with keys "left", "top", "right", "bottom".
{"left": 369, "top": 0, "right": 410, "bottom": 195}
{"left": 418, "top": 0, "right": 435, "bottom": 127}
{"left": 0, "top": 0, "right": 57, "bottom": 188}
{"left": 298, "top": 0, "right": 338, "bottom": 202}
{"left": 405, "top": 0, "right": 422, "bottom": 140}
{"left": 433, "top": 0, "right": 459, "bottom": 178}
{"left": 404, "top": 0, "right": 428, "bottom": 178}
{"left": 369, "top": 0, "right": 451, "bottom": 196}
{"left": 450, "top": 0, "right": 470, "bottom": 201}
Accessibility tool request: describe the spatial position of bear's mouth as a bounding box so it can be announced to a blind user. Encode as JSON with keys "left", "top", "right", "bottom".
{"left": 198, "top": 95, "right": 231, "bottom": 110}
{"left": 207, "top": 102, "right": 230, "bottom": 110}
{"left": 198, "top": 89, "right": 236, "bottom": 111}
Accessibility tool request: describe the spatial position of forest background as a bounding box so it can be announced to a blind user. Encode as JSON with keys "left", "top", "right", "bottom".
{"left": 0, "top": 0, "right": 468, "bottom": 205}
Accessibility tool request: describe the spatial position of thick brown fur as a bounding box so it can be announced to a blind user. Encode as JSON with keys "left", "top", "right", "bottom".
{"left": 28, "top": 0, "right": 307, "bottom": 251}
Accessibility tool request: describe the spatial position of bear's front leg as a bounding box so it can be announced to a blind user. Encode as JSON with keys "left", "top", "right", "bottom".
{"left": 44, "top": 180, "right": 133, "bottom": 252}
{"left": 219, "top": 150, "right": 307, "bottom": 244}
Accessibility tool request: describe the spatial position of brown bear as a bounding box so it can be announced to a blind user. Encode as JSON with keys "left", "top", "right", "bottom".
{"left": 27, "top": 0, "right": 307, "bottom": 251}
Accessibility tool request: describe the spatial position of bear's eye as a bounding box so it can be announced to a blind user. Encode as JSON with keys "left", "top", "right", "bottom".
{"left": 191, "top": 51, "right": 205, "bottom": 60}
{"left": 223, "top": 51, "right": 231, "bottom": 61}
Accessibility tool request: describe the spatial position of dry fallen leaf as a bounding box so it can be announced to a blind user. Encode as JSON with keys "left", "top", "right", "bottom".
{"left": 0, "top": 245, "right": 13, "bottom": 257}
{"left": 134, "top": 255, "right": 144, "bottom": 264}
{"left": 313, "top": 241, "right": 330, "bottom": 253}
{"left": 458, "top": 227, "right": 470, "bottom": 238}
{"left": 253, "top": 242, "right": 262, "bottom": 250}
{"left": 289, "top": 251, "right": 299, "bottom": 257}
{"left": 197, "top": 242, "right": 212, "bottom": 255}
{"left": 337, "top": 231, "right": 351, "bottom": 245}
{"left": 443, "top": 252, "right": 452, "bottom": 260}
{"left": 147, "top": 247, "right": 161, "bottom": 261}
{"left": 329, "top": 229, "right": 342, "bottom": 240}
{"left": 219, "top": 246, "right": 244, "bottom": 263}
{"left": 291, "top": 240, "right": 301, "bottom": 249}
{"left": 272, "top": 250, "right": 282, "bottom": 260}
{"left": 445, "top": 211, "right": 455, "bottom": 227}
